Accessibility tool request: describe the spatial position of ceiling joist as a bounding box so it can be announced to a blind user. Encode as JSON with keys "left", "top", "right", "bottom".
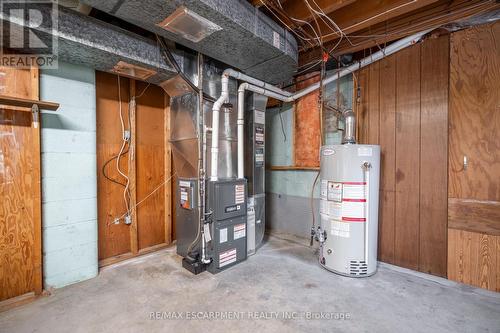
{"left": 282, "top": 0, "right": 355, "bottom": 24}
{"left": 299, "top": 0, "right": 500, "bottom": 65}
{"left": 300, "top": 0, "right": 440, "bottom": 44}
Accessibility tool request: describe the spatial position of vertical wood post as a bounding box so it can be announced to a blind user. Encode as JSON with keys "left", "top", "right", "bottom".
{"left": 30, "top": 66, "right": 43, "bottom": 295}
{"left": 128, "top": 79, "right": 138, "bottom": 254}
{"left": 164, "top": 94, "right": 172, "bottom": 244}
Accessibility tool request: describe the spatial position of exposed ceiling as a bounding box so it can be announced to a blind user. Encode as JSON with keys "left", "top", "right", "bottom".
{"left": 80, "top": 0, "right": 299, "bottom": 84}
{"left": 251, "top": 0, "right": 500, "bottom": 69}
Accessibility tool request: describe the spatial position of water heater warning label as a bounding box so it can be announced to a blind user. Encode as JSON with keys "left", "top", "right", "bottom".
{"left": 331, "top": 220, "right": 350, "bottom": 238}
{"left": 328, "top": 182, "right": 342, "bottom": 202}
{"left": 323, "top": 182, "right": 367, "bottom": 223}
{"left": 343, "top": 182, "right": 367, "bottom": 200}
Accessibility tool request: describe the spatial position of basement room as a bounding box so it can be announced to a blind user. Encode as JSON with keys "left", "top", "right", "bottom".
{"left": 0, "top": 0, "right": 499, "bottom": 332}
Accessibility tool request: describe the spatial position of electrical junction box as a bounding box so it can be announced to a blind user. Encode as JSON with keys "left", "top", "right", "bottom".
{"left": 206, "top": 179, "right": 248, "bottom": 274}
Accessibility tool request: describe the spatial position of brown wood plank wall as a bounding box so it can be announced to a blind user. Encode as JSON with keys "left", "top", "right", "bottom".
{"left": 136, "top": 82, "right": 167, "bottom": 251}
{"left": 447, "top": 22, "right": 500, "bottom": 291}
{"left": 96, "top": 72, "right": 132, "bottom": 260}
{"left": 0, "top": 66, "right": 42, "bottom": 302}
{"left": 96, "top": 72, "right": 172, "bottom": 265}
{"left": 448, "top": 229, "right": 499, "bottom": 291}
{"left": 355, "top": 35, "right": 449, "bottom": 277}
{"left": 419, "top": 36, "right": 449, "bottom": 275}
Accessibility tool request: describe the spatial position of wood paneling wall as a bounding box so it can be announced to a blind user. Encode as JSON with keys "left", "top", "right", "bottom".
{"left": 447, "top": 22, "right": 500, "bottom": 291}
{"left": 448, "top": 229, "right": 499, "bottom": 292}
{"left": 0, "top": 67, "right": 42, "bottom": 303}
{"left": 448, "top": 23, "right": 500, "bottom": 202}
{"left": 96, "top": 73, "right": 132, "bottom": 260}
{"left": 135, "top": 81, "right": 169, "bottom": 250}
{"left": 355, "top": 35, "right": 449, "bottom": 277}
{"left": 96, "top": 72, "right": 172, "bottom": 266}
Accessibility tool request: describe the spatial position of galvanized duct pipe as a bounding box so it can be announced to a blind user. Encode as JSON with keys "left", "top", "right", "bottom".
{"left": 342, "top": 109, "right": 356, "bottom": 144}
{"left": 210, "top": 74, "right": 229, "bottom": 180}
{"left": 211, "top": 30, "right": 430, "bottom": 180}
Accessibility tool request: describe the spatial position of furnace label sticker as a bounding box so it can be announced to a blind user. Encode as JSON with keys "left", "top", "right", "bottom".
{"left": 254, "top": 110, "right": 265, "bottom": 124}
{"left": 219, "top": 248, "right": 237, "bottom": 268}
{"left": 219, "top": 228, "right": 228, "bottom": 243}
{"left": 180, "top": 184, "right": 191, "bottom": 209}
{"left": 234, "top": 223, "right": 246, "bottom": 240}
{"left": 247, "top": 204, "right": 255, "bottom": 228}
{"left": 255, "top": 127, "right": 264, "bottom": 145}
{"left": 235, "top": 184, "right": 245, "bottom": 204}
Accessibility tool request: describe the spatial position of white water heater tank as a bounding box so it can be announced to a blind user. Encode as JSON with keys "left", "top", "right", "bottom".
{"left": 319, "top": 144, "right": 380, "bottom": 277}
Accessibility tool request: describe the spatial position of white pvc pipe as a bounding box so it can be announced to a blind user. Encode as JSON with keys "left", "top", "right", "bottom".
{"left": 210, "top": 74, "right": 229, "bottom": 180}
{"left": 208, "top": 30, "right": 431, "bottom": 182}
{"left": 225, "top": 68, "right": 293, "bottom": 97}
{"left": 237, "top": 86, "right": 246, "bottom": 179}
{"left": 364, "top": 166, "right": 370, "bottom": 267}
{"left": 291, "top": 29, "right": 431, "bottom": 101}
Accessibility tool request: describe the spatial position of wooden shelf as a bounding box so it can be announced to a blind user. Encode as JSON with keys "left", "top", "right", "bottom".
{"left": 267, "top": 165, "right": 320, "bottom": 171}
{"left": 0, "top": 95, "right": 59, "bottom": 111}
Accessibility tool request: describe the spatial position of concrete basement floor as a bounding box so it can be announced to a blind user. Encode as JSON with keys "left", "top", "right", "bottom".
{"left": 1, "top": 235, "right": 499, "bottom": 333}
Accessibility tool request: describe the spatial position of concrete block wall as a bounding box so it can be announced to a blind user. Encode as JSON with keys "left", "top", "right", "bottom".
{"left": 40, "top": 62, "right": 98, "bottom": 288}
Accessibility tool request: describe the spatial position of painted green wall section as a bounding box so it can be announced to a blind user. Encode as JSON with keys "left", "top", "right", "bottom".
{"left": 265, "top": 73, "right": 353, "bottom": 199}
{"left": 40, "top": 62, "right": 98, "bottom": 288}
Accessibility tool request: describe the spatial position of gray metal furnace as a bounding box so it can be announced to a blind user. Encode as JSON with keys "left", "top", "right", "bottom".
{"left": 244, "top": 92, "right": 268, "bottom": 255}
{"left": 176, "top": 178, "right": 247, "bottom": 273}
{"left": 206, "top": 179, "right": 247, "bottom": 273}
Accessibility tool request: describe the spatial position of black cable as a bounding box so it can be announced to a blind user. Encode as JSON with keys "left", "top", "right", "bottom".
{"left": 102, "top": 146, "right": 129, "bottom": 187}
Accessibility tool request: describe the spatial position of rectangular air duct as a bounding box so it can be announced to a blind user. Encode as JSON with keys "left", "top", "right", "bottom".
{"left": 157, "top": 6, "right": 222, "bottom": 43}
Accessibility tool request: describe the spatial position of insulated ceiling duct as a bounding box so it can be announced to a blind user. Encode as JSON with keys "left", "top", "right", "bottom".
{"left": 80, "top": 0, "right": 298, "bottom": 84}
{"left": 0, "top": 5, "right": 179, "bottom": 85}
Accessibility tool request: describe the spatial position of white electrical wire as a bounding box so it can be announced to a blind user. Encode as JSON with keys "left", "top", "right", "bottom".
{"left": 116, "top": 75, "right": 131, "bottom": 220}
{"left": 304, "top": 0, "right": 351, "bottom": 51}
{"left": 114, "top": 172, "right": 177, "bottom": 223}
{"left": 259, "top": 0, "right": 318, "bottom": 49}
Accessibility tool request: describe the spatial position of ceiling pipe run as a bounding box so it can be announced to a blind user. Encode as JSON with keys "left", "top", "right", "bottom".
{"left": 220, "top": 29, "right": 431, "bottom": 180}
